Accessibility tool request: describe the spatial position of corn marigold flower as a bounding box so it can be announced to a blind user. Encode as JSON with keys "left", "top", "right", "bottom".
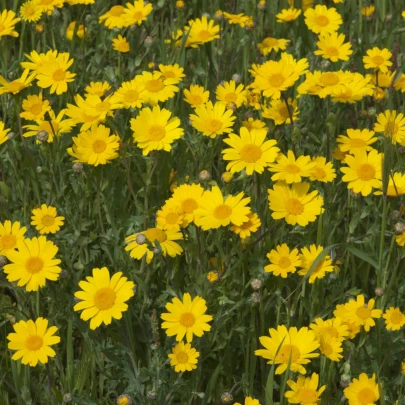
{"left": 0, "top": 69, "right": 36, "bottom": 95}
{"left": 184, "top": 84, "right": 210, "bottom": 108}
{"left": 216, "top": 80, "right": 247, "bottom": 108}
{"left": 337, "top": 129, "right": 377, "bottom": 154}
{"left": 268, "top": 181, "right": 324, "bottom": 227}
{"left": 194, "top": 186, "right": 251, "bottom": 230}
{"left": 21, "top": 50, "right": 58, "bottom": 73}
{"left": 363, "top": 47, "right": 392, "bottom": 73}
{"left": 230, "top": 212, "right": 261, "bottom": 239}
{"left": 20, "top": 1, "right": 43, "bottom": 22}
{"left": 262, "top": 98, "right": 299, "bottom": 125}
{"left": 161, "top": 292, "right": 213, "bottom": 342}
{"left": 74, "top": 267, "right": 135, "bottom": 330}
{"left": 31, "top": 204, "right": 65, "bottom": 234}
{"left": 304, "top": 5, "right": 342, "bottom": 35}
{"left": 81, "top": 94, "right": 121, "bottom": 121}
{"left": 123, "top": 0, "right": 153, "bottom": 27}
{"left": 168, "top": 341, "right": 199, "bottom": 372}
{"left": 156, "top": 202, "right": 185, "bottom": 231}
{"left": 361, "top": 5, "right": 375, "bottom": 17}
{"left": 3, "top": 236, "right": 61, "bottom": 292}
{"left": 66, "top": 21, "right": 86, "bottom": 40}
{"left": 36, "top": 0, "right": 64, "bottom": 14}
{"left": 99, "top": 5, "right": 126, "bottom": 29}
{"left": 309, "top": 157, "right": 336, "bottom": 183}
{"left": 183, "top": 16, "right": 220, "bottom": 48}
{"left": 207, "top": 271, "right": 219, "bottom": 283}
{"left": 344, "top": 373, "right": 379, "bottom": 405}
{"left": 242, "top": 118, "right": 266, "bottom": 131}
{"left": 284, "top": 373, "right": 326, "bottom": 404}
{"left": 0, "top": 9, "right": 21, "bottom": 37}
{"left": 258, "top": 37, "right": 290, "bottom": 56}
{"left": 110, "top": 80, "right": 144, "bottom": 109}
{"left": 223, "top": 12, "right": 251, "bottom": 27}
{"left": 276, "top": 8, "right": 302, "bottom": 23}
{"left": 255, "top": 325, "right": 320, "bottom": 374}
{"left": 112, "top": 35, "right": 130, "bottom": 53}
{"left": 0, "top": 120, "right": 11, "bottom": 145}
{"left": 375, "top": 172, "right": 405, "bottom": 197}
{"left": 383, "top": 307, "right": 405, "bottom": 331}
{"left": 298, "top": 245, "right": 334, "bottom": 283}
{"left": 85, "top": 81, "right": 111, "bottom": 97}
{"left": 396, "top": 231, "right": 405, "bottom": 247}
{"left": 374, "top": 110, "right": 405, "bottom": 145}
{"left": 134, "top": 71, "right": 178, "bottom": 105}
{"left": 310, "top": 317, "right": 349, "bottom": 342}
{"left": 314, "top": 32, "right": 353, "bottom": 62}
{"left": 20, "top": 93, "right": 51, "bottom": 121}
{"left": 64, "top": 95, "right": 101, "bottom": 131}
{"left": 264, "top": 243, "right": 301, "bottom": 278}
{"left": 234, "top": 397, "right": 261, "bottom": 405}
{"left": 156, "top": 64, "right": 185, "bottom": 84}
{"left": 7, "top": 317, "right": 60, "bottom": 367}
{"left": 125, "top": 227, "right": 183, "bottom": 263}
{"left": 66, "top": 0, "right": 95, "bottom": 4}
{"left": 394, "top": 74, "right": 405, "bottom": 92}
{"left": 0, "top": 220, "right": 26, "bottom": 258}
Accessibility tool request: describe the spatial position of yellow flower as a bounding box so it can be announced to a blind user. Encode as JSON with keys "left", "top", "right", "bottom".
{"left": 268, "top": 151, "right": 316, "bottom": 184}
{"left": 337, "top": 129, "right": 377, "bottom": 153}
{"left": 0, "top": 120, "right": 11, "bottom": 145}
{"left": 112, "top": 35, "right": 130, "bottom": 53}
{"left": 99, "top": 5, "right": 126, "bottom": 29}
{"left": 344, "top": 373, "right": 379, "bottom": 405}
{"left": 156, "top": 202, "right": 185, "bottom": 231}
{"left": 110, "top": 80, "right": 144, "bottom": 109}
{"left": 361, "top": 5, "right": 375, "bottom": 17}
{"left": 134, "top": 71, "right": 178, "bottom": 105}
{"left": 298, "top": 245, "right": 334, "bottom": 283}
{"left": 264, "top": 243, "right": 301, "bottom": 278}
{"left": 242, "top": 118, "right": 267, "bottom": 131}
{"left": 374, "top": 110, "right": 405, "bottom": 145}
{"left": 35, "top": 0, "right": 64, "bottom": 14}
{"left": 0, "top": 69, "right": 36, "bottom": 95}
{"left": 66, "top": 0, "right": 95, "bottom": 4}
{"left": 123, "top": 0, "right": 153, "bottom": 27}
{"left": 156, "top": 64, "right": 185, "bottom": 84}
{"left": 314, "top": 32, "right": 353, "bottom": 62}
{"left": 402, "top": 360, "right": 405, "bottom": 375}
{"left": 66, "top": 21, "right": 86, "bottom": 40}
{"left": 222, "top": 127, "right": 279, "bottom": 175}
{"left": 234, "top": 398, "right": 261, "bottom": 405}
{"left": 223, "top": 12, "right": 251, "bottom": 27}
{"left": 21, "top": 49, "right": 58, "bottom": 74}
{"left": 74, "top": 267, "right": 135, "bottom": 330}
{"left": 304, "top": 5, "right": 342, "bottom": 35}
{"left": 334, "top": 295, "right": 382, "bottom": 332}
{"left": 0, "top": 220, "right": 27, "bottom": 258}
{"left": 184, "top": 84, "right": 210, "bottom": 108}
{"left": 190, "top": 101, "right": 236, "bottom": 138}
{"left": 125, "top": 227, "right": 183, "bottom": 263}
{"left": 20, "top": 1, "right": 43, "bottom": 22}
{"left": 80, "top": 94, "right": 121, "bottom": 122}
{"left": 20, "top": 93, "right": 51, "bottom": 121}
{"left": 383, "top": 307, "right": 405, "bottom": 331}
{"left": 255, "top": 325, "right": 320, "bottom": 375}
{"left": 0, "top": 9, "right": 20, "bottom": 37}
{"left": 396, "top": 231, "right": 405, "bottom": 247}
{"left": 363, "top": 47, "right": 392, "bottom": 73}
{"left": 207, "top": 271, "right": 219, "bottom": 283}
{"left": 375, "top": 172, "right": 405, "bottom": 197}
{"left": 262, "top": 98, "right": 299, "bottom": 125}
{"left": 309, "top": 157, "right": 336, "bottom": 183}
{"left": 183, "top": 16, "right": 220, "bottom": 48}
{"left": 7, "top": 317, "right": 60, "bottom": 367}
{"left": 268, "top": 181, "right": 324, "bottom": 227}
{"left": 310, "top": 317, "right": 349, "bottom": 342}
{"left": 31, "top": 204, "right": 64, "bottom": 235}
{"left": 341, "top": 149, "right": 383, "bottom": 196}
{"left": 395, "top": 74, "right": 405, "bottom": 92}
{"left": 258, "top": 37, "right": 290, "bottom": 56}
{"left": 36, "top": 53, "right": 76, "bottom": 95}
{"left": 276, "top": 8, "right": 302, "bottom": 23}
{"left": 161, "top": 292, "right": 213, "bottom": 342}
{"left": 168, "top": 341, "right": 199, "bottom": 372}
{"left": 194, "top": 186, "right": 251, "bottom": 230}
{"left": 130, "top": 105, "right": 184, "bottom": 156}
{"left": 216, "top": 80, "right": 246, "bottom": 108}
{"left": 230, "top": 212, "right": 261, "bottom": 239}
{"left": 3, "top": 236, "right": 61, "bottom": 292}
{"left": 285, "top": 373, "right": 326, "bottom": 404}
{"left": 84, "top": 81, "right": 111, "bottom": 97}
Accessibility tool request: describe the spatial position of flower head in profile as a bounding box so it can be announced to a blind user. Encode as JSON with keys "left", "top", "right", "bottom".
{"left": 276, "top": 8, "right": 302, "bottom": 23}
{"left": 223, "top": 12, "right": 250, "bottom": 27}
{"left": 0, "top": 9, "right": 20, "bottom": 37}
{"left": 258, "top": 37, "right": 290, "bottom": 56}
{"left": 373, "top": 110, "right": 405, "bottom": 145}
{"left": 168, "top": 341, "right": 199, "bottom": 372}
{"left": 0, "top": 120, "right": 11, "bottom": 145}
{"left": 262, "top": 98, "right": 299, "bottom": 125}
{"left": 7, "top": 318, "right": 60, "bottom": 367}
{"left": 314, "top": 32, "right": 353, "bottom": 62}
{"left": 0, "top": 220, "right": 26, "bottom": 258}
{"left": 298, "top": 245, "right": 334, "bottom": 284}
{"left": 0, "top": 69, "right": 36, "bottom": 95}
{"left": 310, "top": 317, "right": 349, "bottom": 342}
{"left": 112, "top": 35, "right": 130, "bottom": 53}
{"left": 74, "top": 267, "right": 135, "bottom": 330}
{"left": 284, "top": 373, "right": 326, "bottom": 404}
{"left": 66, "top": 21, "right": 86, "bottom": 40}
{"left": 363, "top": 47, "right": 392, "bottom": 73}
{"left": 161, "top": 293, "right": 213, "bottom": 342}
{"left": 230, "top": 212, "right": 261, "bottom": 240}
{"left": 304, "top": 5, "right": 342, "bottom": 35}
{"left": 234, "top": 397, "right": 261, "bottom": 405}
{"left": 183, "top": 16, "right": 220, "bottom": 48}
{"left": 375, "top": 172, "right": 405, "bottom": 197}
{"left": 344, "top": 373, "right": 379, "bottom": 405}
{"left": 265, "top": 243, "right": 301, "bottom": 278}
{"left": 383, "top": 307, "right": 405, "bottom": 331}
{"left": 99, "top": 5, "right": 126, "bottom": 29}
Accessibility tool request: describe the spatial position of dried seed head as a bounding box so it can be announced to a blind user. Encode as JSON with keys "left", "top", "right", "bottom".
{"left": 251, "top": 292, "right": 261, "bottom": 303}
{"left": 391, "top": 210, "right": 401, "bottom": 221}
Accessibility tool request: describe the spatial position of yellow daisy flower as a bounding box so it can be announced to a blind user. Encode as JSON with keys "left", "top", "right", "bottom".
{"left": 74, "top": 267, "right": 135, "bottom": 330}
{"left": 125, "top": 227, "right": 183, "bottom": 263}
{"left": 0, "top": 9, "right": 20, "bottom": 37}
{"left": 156, "top": 202, "right": 185, "bottom": 231}
{"left": 161, "top": 292, "right": 213, "bottom": 342}
{"left": 183, "top": 84, "right": 210, "bottom": 108}
{"left": 368, "top": 71, "right": 395, "bottom": 88}
{"left": 84, "top": 81, "right": 111, "bottom": 97}
{"left": 285, "top": 373, "right": 326, "bottom": 404}
{"left": 298, "top": 245, "right": 334, "bottom": 283}
{"left": 397, "top": 231, "right": 405, "bottom": 247}
{"left": 230, "top": 212, "right": 261, "bottom": 240}
{"left": 21, "top": 49, "right": 58, "bottom": 74}
{"left": 216, "top": 80, "right": 246, "bottom": 108}
{"left": 344, "top": 373, "right": 379, "bottom": 405}
{"left": 110, "top": 80, "right": 144, "bottom": 109}
{"left": 67, "top": 123, "right": 120, "bottom": 166}
{"left": 314, "top": 32, "right": 353, "bottom": 62}
{"left": 135, "top": 71, "right": 178, "bottom": 105}
{"left": 122, "top": 0, "right": 153, "bottom": 27}
{"left": 99, "top": 5, "right": 126, "bottom": 29}
{"left": 0, "top": 120, "right": 11, "bottom": 145}
{"left": 330, "top": 73, "right": 374, "bottom": 103}
{"left": 80, "top": 94, "right": 121, "bottom": 122}
{"left": 242, "top": 118, "right": 267, "bottom": 131}
{"left": 375, "top": 172, "right": 405, "bottom": 197}
{"left": 194, "top": 186, "right": 251, "bottom": 230}
{"left": 223, "top": 11, "right": 250, "bottom": 27}
{"left": 363, "top": 47, "right": 393, "bottom": 73}
{"left": 0, "top": 220, "right": 26, "bottom": 258}
{"left": 310, "top": 317, "right": 349, "bottom": 342}
{"left": 268, "top": 181, "right": 324, "bottom": 227}
{"left": 258, "top": 37, "right": 290, "bottom": 56}
{"left": 0, "top": 69, "right": 36, "bottom": 95}
{"left": 374, "top": 110, "right": 405, "bottom": 145}
{"left": 342, "top": 320, "right": 361, "bottom": 339}
{"left": 262, "top": 98, "right": 299, "bottom": 125}
{"left": 184, "top": 16, "right": 220, "bottom": 48}
{"left": 20, "top": 1, "right": 43, "bottom": 22}
{"left": 31, "top": 204, "right": 65, "bottom": 234}
{"left": 35, "top": 0, "right": 64, "bottom": 14}
{"left": 222, "top": 127, "right": 279, "bottom": 175}
{"left": 234, "top": 397, "right": 261, "bottom": 405}
{"left": 112, "top": 35, "right": 130, "bottom": 53}
{"left": 337, "top": 129, "right": 377, "bottom": 153}
{"left": 383, "top": 307, "right": 405, "bottom": 331}
{"left": 341, "top": 149, "right": 383, "bottom": 196}
{"left": 255, "top": 325, "right": 320, "bottom": 375}
{"left": 190, "top": 101, "right": 236, "bottom": 138}
{"left": 130, "top": 105, "right": 184, "bottom": 156}
{"left": 156, "top": 63, "right": 185, "bottom": 84}
{"left": 7, "top": 317, "right": 60, "bottom": 367}
{"left": 264, "top": 243, "right": 301, "bottom": 278}
{"left": 168, "top": 341, "right": 199, "bottom": 372}
{"left": 304, "top": 5, "right": 342, "bottom": 35}
{"left": 309, "top": 157, "right": 336, "bottom": 183}
{"left": 20, "top": 93, "right": 51, "bottom": 121}
{"left": 276, "top": 8, "right": 302, "bottom": 23}
{"left": 394, "top": 74, "right": 405, "bottom": 92}
{"left": 3, "top": 236, "right": 61, "bottom": 292}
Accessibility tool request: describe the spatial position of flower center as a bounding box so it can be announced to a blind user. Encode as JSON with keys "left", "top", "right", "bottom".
{"left": 286, "top": 164, "right": 300, "bottom": 174}
{"left": 26, "top": 335, "right": 44, "bottom": 351}
{"left": 239, "top": 219, "right": 253, "bottom": 230}
{"left": 278, "top": 106, "right": 289, "bottom": 119}
{"left": 53, "top": 69, "right": 66, "bottom": 82}
{"left": 110, "top": 5, "right": 124, "bottom": 16}
{"left": 119, "top": 43, "right": 129, "bottom": 52}
{"left": 285, "top": 198, "right": 304, "bottom": 215}
{"left": 176, "top": 351, "right": 189, "bottom": 363}
{"left": 26, "top": 257, "right": 44, "bottom": 274}
{"left": 357, "top": 388, "right": 376, "bottom": 404}
{"left": 315, "top": 15, "right": 329, "bottom": 27}
{"left": 1, "top": 234, "right": 17, "bottom": 250}
{"left": 166, "top": 213, "right": 179, "bottom": 224}
{"left": 8, "top": 81, "right": 24, "bottom": 93}
{"left": 276, "top": 344, "right": 300, "bottom": 364}
{"left": 371, "top": 55, "right": 385, "bottom": 65}
{"left": 148, "top": 125, "right": 166, "bottom": 141}
{"left": 278, "top": 256, "right": 291, "bottom": 269}
{"left": 224, "top": 93, "right": 237, "bottom": 102}
{"left": 42, "top": 215, "right": 55, "bottom": 226}
{"left": 356, "top": 306, "right": 371, "bottom": 319}
{"left": 92, "top": 140, "right": 107, "bottom": 153}
{"left": 214, "top": 204, "right": 232, "bottom": 219}
{"left": 189, "top": 95, "right": 202, "bottom": 105}
{"left": 326, "top": 46, "right": 339, "bottom": 57}
{"left": 298, "top": 389, "right": 318, "bottom": 404}
{"left": 30, "top": 103, "right": 43, "bottom": 115}
{"left": 198, "top": 30, "right": 212, "bottom": 40}
{"left": 240, "top": 144, "right": 262, "bottom": 163}
{"left": 205, "top": 119, "right": 222, "bottom": 133}
{"left": 356, "top": 163, "right": 376, "bottom": 181}
{"left": 96, "top": 101, "right": 110, "bottom": 112}
{"left": 163, "top": 71, "right": 176, "bottom": 78}
{"left": 181, "top": 198, "right": 198, "bottom": 213}
{"left": 94, "top": 287, "right": 116, "bottom": 310}
{"left": 313, "top": 167, "right": 326, "bottom": 179}
{"left": 180, "top": 312, "right": 196, "bottom": 327}
{"left": 390, "top": 311, "right": 403, "bottom": 324}
{"left": 325, "top": 326, "right": 339, "bottom": 338}
{"left": 264, "top": 37, "right": 279, "bottom": 47}
{"left": 124, "top": 90, "right": 139, "bottom": 102}
{"left": 350, "top": 138, "right": 366, "bottom": 148}
{"left": 144, "top": 228, "right": 167, "bottom": 243}
{"left": 320, "top": 72, "right": 339, "bottom": 86}
{"left": 268, "top": 74, "right": 285, "bottom": 88}
{"left": 145, "top": 79, "right": 165, "bottom": 92}
{"left": 133, "top": 11, "right": 144, "bottom": 20}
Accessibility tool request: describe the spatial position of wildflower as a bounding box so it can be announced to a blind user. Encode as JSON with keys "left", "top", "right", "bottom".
{"left": 168, "top": 183, "right": 204, "bottom": 224}
{"left": 183, "top": 16, "right": 220, "bottom": 48}
{"left": 309, "top": 157, "right": 336, "bottom": 183}
{"left": 112, "top": 35, "right": 130, "bottom": 53}
{"left": 276, "top": 8, "right": 302, "bottom": 23}
{"left": 123, "top": 0, "right": 153, "bottom": 27}
{"left": 262, "top": 98, "right": 299, "bottom": 125}
{"left": 344, "top": 373, "right": 379, "bottom": 405}
{"left": 298, "top": 245, "right": 334, "bottom": 283}
{"left": 36, "top": 0, "right": 64, "bottom": 14}
{"left": 134, "top": 71, "right": 178, "bottom": 105}
{"left": 230, "top": 212, "right": 261, "bottom": 239}
{"left": 314, "top": 32, "right": 353, "bottom": 62}
{"left": 20, "top": 93, "right": 51, "bottom": 121}
{"left": 184, "top": 85, "right": 209, "bottom": 108}
{"left": 0, "top": 69, "right": 36, "bottom": 95}
{"left": 361, "top": 5, "right": 375, "bottom": 17}
{"left": 0, "top": 121, "right": 11, "bottom": 145}
{"left": 221, "top": 172, "right": 233, "bottom": 183}
{"left": 110, "top": 80, "right": 144, "bottom": 109}
{"left": 99, "top": 5, "right": 126, "bottom": 29}
{"left": 376, "top": 173, "right": 405, "bottom": 197}
{"left": 216, "top": 80, "right": 246, "bottom": 108}
{"left": 234, "top": 398, "right": 261, "bottom": 405}
{"left": 0, "top": 221, "right": 26, "bottom": 258}
{"left": 169, "top": 341, "right": 199, "bottom": 372}
{"left": 223, "top": 12, "right": 251, "bottom": 28}
{"left": 363, "top": 47, "right": 392, "bottom": 73}
{"left": 156, "top": 203, "right": 185, "bottom": 231}
{"left": 265, "top": 244, "right": 301, "bottom": 278}
{"left": 374, "top": 110, "right": 405, "bottom": 145}
{"left": 337, "top": 129, "right": 377, "bottom": 153}
{"left": 20, "top": 1, "right": 43, "bottom": 22}
{"left": 207, "top": 271, "right": 219, "bottom": 283}
{"left": 84, "top": 81, "right": 111, "bottom": 97}
{"left": 383, "top": 307, "right": 405, "bottom": 331}
{"left": 31, "top": 205, "right": 64, "bottom": 234}
{"left": 66, "top": 22, "right": 86, "bottom": 40}
{"left": 304, "top": 5, "right": 342, "bottom": 35}
{"left": 116, "top": 395, "right": 132, "bottom": 405}
{"left": 310, "top": 317, "right": 349, "bottom": 342}
{"left": 258, "top": 37, "right": 290, "bottom": 56}
{"left": 284, "top": 373, "right": 326, "bottom": 404}
{"left": 156, "top": 64, "right": 185, "bottom": 84}
{"left": 74, "top": 267, "right": 135, "bottom": 330}
{"left": 0, "top": 9, "right": 20, "bottom": 37}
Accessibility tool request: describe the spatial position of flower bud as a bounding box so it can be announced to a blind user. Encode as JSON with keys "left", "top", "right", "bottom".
{"left": 63, "top": 393, "right": 72, "bottom": 403}
{"left": 60, "top": 270, "right": 69, "bottom": 279}
{"left": 375, "top": 287, "right": 384, "bottom": 296}
{"left": 320, "top": 60, "right": 331, "bottom": 69}
{"left": 391, "top": 210, "right": 401, "bottom": 220}
{"left": 207, "top": 271, "right": 219, "bottom": 283}
{"left": 232, "top": 73, "right": 241, "bottom": 83}
{"left": 153, "top": 247, "right": 160, "bottom": 254}
{"left": 199, "top": 170, "right": 211, "bottom": 182}
{"left": 176, "top": 0, "right": 185, "bottom": 9}
{"left": 250, "top": 278, "right": 262, "bottom": 290}
{"left": 251, "top": 292, "right": 261, "bottom": 303}
{"left": 7, "top": 132, "right": 15, "bottom": 140}
{"left": 136, "top": 234, "right": 146, "bottom": 245}
{"left": 394, "top": 222, "right": 405, "bottom": 235}
{"left": 221, "top": 172, "right": 233, "bottom": 183}
{"left": 146, "top": 391, "right": 157, "bottom": 400}
{"left": 36, "top": 166, "right": 43, "bottom": 174}
{"left": 117, "top": 394, "right": 132, "bottom": 405}
{"left": 144, "top": 36, "right": 154, "bottom": 47}
{"left": 214, "top": 10, "right": 223, "bottom": 20}
{"left": 221, "top": 392, "right": 233, "bottom": 404}
{"left": 340, "top": 374, "right": 351, "bottom": 388}
{"left": 72, "top": 162, "right": 84, "bottom": 173}
{"left": 367, "top": 107, "right": 377, "bottom": 117}
{"left": 36, "top": 130, "right": 49, "bottom": 143}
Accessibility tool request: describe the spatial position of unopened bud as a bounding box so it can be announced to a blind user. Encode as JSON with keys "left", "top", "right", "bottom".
{"left": 36, "top": 166, "right": 43, "bottom": 173}
{"left": 63, "top": 393, "right": 72, "bottom": 403}
{"left": 231, "top": 73, "right": 241, "bottom": 83}
{"left": 367, "top": 107, "right": 377, "bottom": 117}
{"left": 375, "top": 287, "right": 384, "bottom": 296}
{"left": 340, "top": 374, "right": 351, "bottom": 388}
{"left": 199, "top": 170, "right": 211, "bottom": 182}
{"left": 394, "top": 222, "right": 405, "bottom": 234}
{"left": 117, "top": 394, "right": 132, "bottom": 405}
{"left": 146, "top": 391, "right": 157, "bottom": 400}
{"left": 250, "top": 278, "right": 262, "bottom": 290}
{"left": 391, "top": 210, "right": 401, "bottom": 220}
{"left": 72, "top": 162, "right": 83, "bottom": 173}
{"left": 136, "top": 234, "right": 146, "bottom": 244}
{"left": 144, "top": 36, "right": 154, "bottom": 47}
{"left": 221, "top": 172, "right": 233, "bottom": 183}
{"left": 321, "top": 60, "right": 331, "bottom": 69}
{"left": 60, "top": 270, "right": 69, "bottom": 279}
{"left": 221, "top": 392, "right": 233, "bottom": 404}
{"left": 251, "top": 292, "right": 261, "bottom": 303}
{"left": 36, "top": 130, "right": 49, "bottom": 143}
{"left": 153, "top": 247, "right": 160, "bottom": 254}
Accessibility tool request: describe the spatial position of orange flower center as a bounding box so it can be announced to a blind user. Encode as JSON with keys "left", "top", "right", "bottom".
{"left": 188, "top": 94, "right": 202, "bottom": 105}
{"left": 278, "top": 256, "right": 291, "bottom": 269}
{"left": 205, "top": 119, "right": 222, "bottom": 133}
{"left": 198, "top": 30, "right": 212, "bottom": 40}
{"left": 315, "top": 14, "right": 329, "bottom": 27}
{"left": 176, "top": 351, "right": 189, "bottom": 363}
{"left": 94, "top": 287, "right": 116, "bottom": 310}
{"left": 148, "top": 125, "right": 166, "bottom": 141}
{"left": 268, "top": 73, "right": 285, "bottom": 88}
{"left": 109, "top": 6, "right": 124, "bottom": 16}
{"left": 133, "top": 11, "right": 144, "bottom": 20}
{"left": 320, "top": 72, "right": 339, "bottom": 86}
{"left": 263, "top": 37, "right": 279, "bottom": 47}
{"left": 124, "top": 90, "right": 139, "bottom": 102}
{"left": 53, "top": 69, "right": 66, "bottom": 82}
{"left": 145, "top": 79, "right": 165, "bottom": 93}
{"left": 285, "top": 198, "right": 304, "bottom": 215}
{"left": 276, "top": 344, "right": 300, "bottom": 364}
{"left": 240, "top": 144, "right": 262, "bottom": 163}
{"left": 326, "top": 46, "right": 339, "bottom": 57}
{"left": 312, "top": 167, "right": 326, "bottom": 179}
{"left": 390, "top": 311, "right": 403, "bottom": 324}
{"left": 357, "top": 388, "right": 376, "bottom": 404}
{"left": 181, "top": 198, "right": 198, "bottom": 213}
{"left": 356, "top": 306, "right": 371, "bottom": 319}
{"left": 166, "top": 213, "right": 179, "bottom": 224}
{"left": 224, "top": 93, "right": 237, "bottom": 103}
{"left": 30, "top": 103, "right": 43, "bottom": 116}
{"left": 26, "top": 335, "right": 44, "bottom": 351}
{"left": 298, "top": 389, "right": 318, "bottom": 403}
{"left": 356, "top": 163, "right": 376, "bottom": 181}
{"left": 179, "top": 312, "right": 195, "bottom": 327}
{"left": 214, "top": 204, "right": 232, "bottom": 219}
{"left": 371, "top": 55, "right": 385, "bottom": 65}
{"left": 349, "top": 138, "right": 366, "bottom": 148}
{"left": 1, "top": 234, "right": 17, "bottom": 250}
{"left": 286, "top": 164, "right": 300, "bottom": 173}
{"left": 92, "top": 140, "right": 107, "bottom": 153}
{"left": 144, "top": 228, "right": 167, "bottom": 243}
{"left": 42, "top": 215, "right": 55, "bottom": 226}
{"left": 26, "top": 257, "right": 44, "bottom": 274}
